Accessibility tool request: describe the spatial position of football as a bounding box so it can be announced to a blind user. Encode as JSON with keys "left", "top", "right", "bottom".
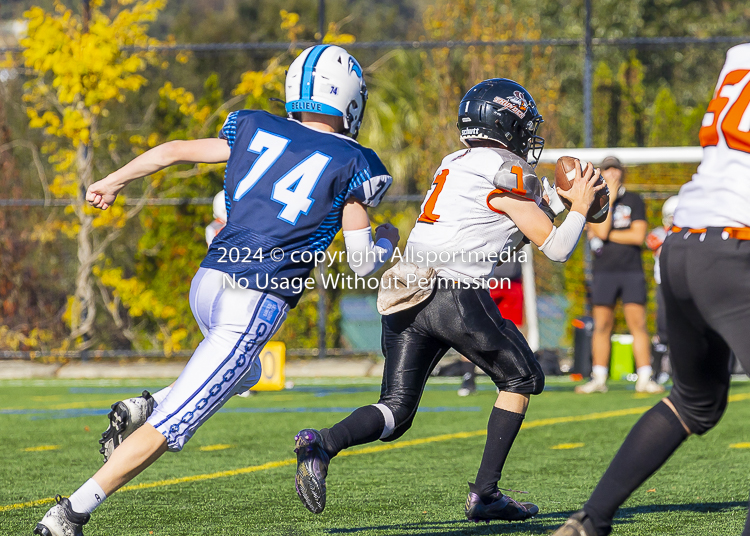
{"left": 554, "top": 156, "right": 610, "bottom": 223}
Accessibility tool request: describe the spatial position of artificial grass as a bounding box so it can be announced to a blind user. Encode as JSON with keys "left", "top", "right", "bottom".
{"left": 1, "top": 377, "right": 748, "bottom": 535}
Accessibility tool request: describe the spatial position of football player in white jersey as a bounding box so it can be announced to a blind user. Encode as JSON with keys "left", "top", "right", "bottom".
{"left": 553, "top": 43, "right": 750, "bottom": 536}
{"left": 293, "top": 79, "right": 604, "bottom": 521}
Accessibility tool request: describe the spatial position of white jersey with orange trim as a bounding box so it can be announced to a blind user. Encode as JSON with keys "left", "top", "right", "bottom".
{"left": 675, "top": 43, "right": 750, "bottom": 229}
{"left": 404, "top": 147, "right": 543, "bottom": 281}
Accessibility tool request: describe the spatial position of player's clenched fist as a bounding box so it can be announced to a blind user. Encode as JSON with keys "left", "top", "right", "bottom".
{"left": 374, "top": 223, "right": 400, "bottom": 249}
{"left": 86, "top": 178, "right": 121, "bottom": 210}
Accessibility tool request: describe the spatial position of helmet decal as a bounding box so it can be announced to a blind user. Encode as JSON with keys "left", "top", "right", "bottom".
{"left": 348, "top": 56, "right": 363, "bottom": 77}
{"left": 492, "top": 95, "right": 527, "bottom": 119}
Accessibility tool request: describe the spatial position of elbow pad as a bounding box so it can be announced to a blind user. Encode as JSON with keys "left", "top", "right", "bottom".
{"left": 343, "top": 227, "right": 394, "bottom": 277}
{"left": 539, "top": 211, "right": 586, "bottom": 262}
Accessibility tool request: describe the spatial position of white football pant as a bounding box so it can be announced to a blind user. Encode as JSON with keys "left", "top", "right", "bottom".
{"left": 147, "top": 267, "right": 288, "bottom": 451}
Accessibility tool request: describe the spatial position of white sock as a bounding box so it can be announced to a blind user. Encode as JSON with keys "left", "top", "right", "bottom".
{"left": 151, "top": 386, "right": 172, "bottom": 407}
{"left": 636, "top": 366, "right": 653, "bottom": 380}
{"left": 68, "top": 479, "right": 106, "bottom": 515}
{"left": 373, "top": 403, "right": 395, "bottom": 439}
{"left": 592, "top": 365, "right": 609, "bottom": 381}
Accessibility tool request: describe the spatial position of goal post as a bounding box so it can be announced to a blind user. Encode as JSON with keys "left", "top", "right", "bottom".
{"left": 538, "top": 146, "right": 703, "bottom": 165}
{"left": 524, "top": 146, "right": 701, "bottom": 353}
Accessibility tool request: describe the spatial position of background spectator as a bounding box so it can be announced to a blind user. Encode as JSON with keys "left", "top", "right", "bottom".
{"left": 577, "top": 156, "right": 662, "bottom": 394}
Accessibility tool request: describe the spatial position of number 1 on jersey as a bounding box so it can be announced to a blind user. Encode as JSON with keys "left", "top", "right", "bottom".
{"left": 418, "top": 169, "right": 449, "bottom": 223}
{"left": 510, "top": 165, "right": 526, "bottom": 196}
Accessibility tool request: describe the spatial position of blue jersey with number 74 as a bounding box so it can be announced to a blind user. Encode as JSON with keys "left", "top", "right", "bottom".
{"left": 200, "top": 110, "right": 392, "bottom": 307}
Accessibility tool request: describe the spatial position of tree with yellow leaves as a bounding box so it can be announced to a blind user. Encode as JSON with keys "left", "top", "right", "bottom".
{"left": 21, "top": 0, "right": 171, "bottom": 348}
{"left": 20, "top": 1, "right": 356, "bottom": 352}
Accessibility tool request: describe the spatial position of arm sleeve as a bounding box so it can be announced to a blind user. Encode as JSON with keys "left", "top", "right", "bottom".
{"left": 539, "top": 211, "right": 587, "bottom": 262}
{"left": 343, "top": 227, "right": 395, "bottom": 277}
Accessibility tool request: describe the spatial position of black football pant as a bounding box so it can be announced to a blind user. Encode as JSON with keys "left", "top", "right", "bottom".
{"left": 583, "top": 229, "right": 750, "bottom": 535}
{"left": 662, "top": 229, "right": 750, "bottom": 435}
{"left": 378, "top": 284, "right": 544, "bottom": 441}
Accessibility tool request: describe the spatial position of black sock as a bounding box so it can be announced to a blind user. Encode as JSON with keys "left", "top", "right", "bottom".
{"left": 743, "top": 494, "right": 750, "bottom": 536}
{"left": 584, "top": 401, "right": 689, "bottom": 536}
{"left": 473, "top": 406, "right": 525, "bottom": 499}
{"left": 319, "top": 405, "right": 385, "bottom": 458}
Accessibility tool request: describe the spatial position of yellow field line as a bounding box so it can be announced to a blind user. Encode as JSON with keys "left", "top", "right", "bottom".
{"left": 3, "top": 400, "right": 116, "bottom": 411}
{"left": 120, "top": 459, "right": 297, "bottom": 492}
{"left": 521, "top": 406, "right": 652, "bottom": 429}
{"left": 3, "top": 395, "right": 749, "bottom": 513}
{"left": 728, "top": 392, "right": 750, "bottom": 403}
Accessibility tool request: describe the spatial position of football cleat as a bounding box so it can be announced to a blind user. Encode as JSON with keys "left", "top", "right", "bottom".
{"left": 465, "top": 490, "right": 539, "bottom": 522}
{"left": 294, "top": 428, "right": 330, "bottom": 514}
{"left": 575, "top": 378, "right": 608, "bottom": 394}
{"left": 99, "top": 390, "right": 154, "bottom": 462}
{"left": 34, "top": 495, "right": 89, "bottom": 536}
{"left": 635, "top": 378, "right": 665, "bottom": 394}
{"left": 457, "top": 372, "right": 477, "bottom": 397}
{"left": 550, "top": 510, "right": 598, "bottom": 536}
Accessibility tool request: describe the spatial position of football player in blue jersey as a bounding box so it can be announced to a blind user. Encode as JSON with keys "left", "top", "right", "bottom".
{"left": 34, "top": 45, "right": 399, "bottom": 536}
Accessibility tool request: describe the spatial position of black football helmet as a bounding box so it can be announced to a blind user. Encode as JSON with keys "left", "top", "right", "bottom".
{"left": 457, "top": 78, "right": 545, "bottom": 164}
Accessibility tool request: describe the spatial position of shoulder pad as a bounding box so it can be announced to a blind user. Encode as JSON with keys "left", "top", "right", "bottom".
{"left": 346, "top": 147, "right": 393, "bottom": 207}
{"left": 490, "top": 150, "right": 542, "bottom": 202}
{"left": 348, "top": 173, "right": 393, "bottom": 207}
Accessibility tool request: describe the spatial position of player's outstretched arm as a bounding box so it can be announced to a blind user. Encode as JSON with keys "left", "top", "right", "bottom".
{"left": 87, "top": 139, "right": 231, "bottom": 210}
{"left": 341, "top": 199, "right": 399, "bottom": 277}
{"left": 491, "top": 163, "right": 604, "bottom": 262}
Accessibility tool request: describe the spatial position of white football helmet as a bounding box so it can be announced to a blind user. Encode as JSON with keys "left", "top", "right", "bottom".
{"left": 213, "top": 191, "right": 227, "bottom": 222}
{"left": 662, "top": 195, "right": 679, "bottom": 228}
{"left": 285, "top": 45, "right": 367, "bottom": 139}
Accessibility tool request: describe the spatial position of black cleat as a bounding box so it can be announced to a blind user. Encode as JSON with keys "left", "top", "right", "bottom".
{"left": 294, "top": 428, "right": 330, "bottom": 514}
{"left": 99, "top": 390, "right": 154, "bottom": 462}
{"left": 34, "top": 495, "right": 89, "bottom": 536}
{"left": 465, "top": 490, "right": 538, "bottom": 522}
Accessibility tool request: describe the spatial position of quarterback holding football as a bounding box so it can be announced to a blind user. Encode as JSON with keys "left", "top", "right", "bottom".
{"left": 294, "top": 78, "right": 605, "bottom": 522}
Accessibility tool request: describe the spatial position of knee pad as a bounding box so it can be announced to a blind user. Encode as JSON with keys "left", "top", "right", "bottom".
{"left": 667, "top": 392, "right": 727, "bottom": 435}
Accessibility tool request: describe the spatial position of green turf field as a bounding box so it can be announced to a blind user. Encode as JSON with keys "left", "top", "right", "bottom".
{"left": 2, "top": 376, "right": 749, "bottom": 535}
